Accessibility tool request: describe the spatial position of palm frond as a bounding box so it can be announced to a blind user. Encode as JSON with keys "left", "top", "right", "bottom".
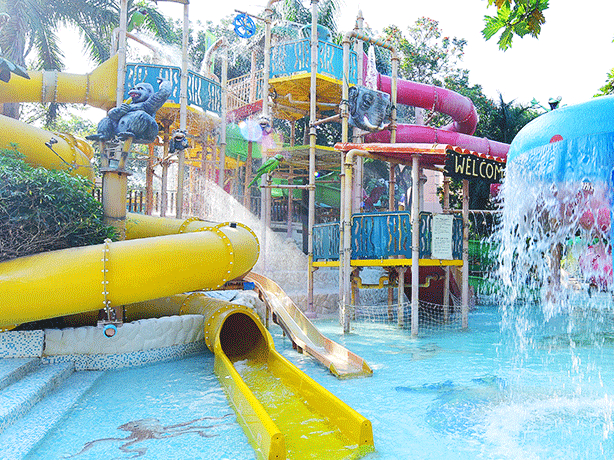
{"left": 78, "top": 25, "right": 112, "bottom": 64}
{"left": 135, "top": 5, "right": 174, "bottom": 42}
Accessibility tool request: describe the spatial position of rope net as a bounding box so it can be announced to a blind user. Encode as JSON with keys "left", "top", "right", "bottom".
{"left": 348, "top": 293, "right": 464, "bottom": 335}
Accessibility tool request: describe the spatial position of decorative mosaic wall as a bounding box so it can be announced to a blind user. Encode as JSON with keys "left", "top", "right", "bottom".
{"left": 43, "top": 341, "right": 207, "bottom": 371}
{"left": 0, "top": 331, "right": 45, "bottom": 359}
{"left": 0, "top": 316, "right": 207, "bottom": 371}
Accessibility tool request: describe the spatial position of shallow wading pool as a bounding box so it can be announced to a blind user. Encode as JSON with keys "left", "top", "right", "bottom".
{"left": 26, "top": 305, "right": 614, "bottom": 460}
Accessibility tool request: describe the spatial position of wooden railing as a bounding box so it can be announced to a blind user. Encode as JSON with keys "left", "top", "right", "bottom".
{"left": 227, "top": 69, "right": 264, "bottom": 112}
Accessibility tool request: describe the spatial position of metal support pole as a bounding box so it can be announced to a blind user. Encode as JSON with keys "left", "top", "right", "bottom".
{"left": 116, "top": 0, "right": 128, "bottom": 107}
{"left": 342, "top": 151, "right": 357, "bottom": 332}
{"left": 258, "top": 0, "right": 281, "bottom": 276}
{"left": 307, "top": 0, "right": 319, "bottom": 316}
{"left": 146, "top": 143, "right": 155, "bottom": 215}
{"left": 160, "top": 123, "right": 171, "bottom": 217}
{"left": 397, "top": 267, "right": 406, "bottom": 328}
{"left": 243, "top": 141, "right": 253, "bottom": 208}
{"left": 340, "top": 36, "right": 351, "bottom": 324}
{"left": 462, "top": 179, "right": 470, "bottom": 329}
{"left": 176, "top": 2, "right": 189, "bottom": 218}
{"left": 287, "top": 167, "right": 294, "bottom": 238}
{"left": 352, "top": 11, "right": 364, "bottom": 215}
{"left": 262, "top": 173, "right": 271, "bottom": 272}
{"left": 443, "top": 176, "right": 451, "bottom": 322}
{"left": 262, "top": 0, "right": 280, "bottom": 121}
{"left": 411, "top": 154, "right": 420, "bottom": 337}
{"left": 287, "top": 121, "right": 296, "bottom": 239}
{"left": 218, "top": 43, "right": 228, "bottom": 189}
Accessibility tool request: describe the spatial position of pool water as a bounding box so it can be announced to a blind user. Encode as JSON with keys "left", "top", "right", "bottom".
{"left": 27, "top": 305, "right": 614, "bottom": 459}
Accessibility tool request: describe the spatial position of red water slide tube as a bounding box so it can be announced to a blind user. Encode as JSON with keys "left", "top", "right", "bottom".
{"left": 365, "top": 71, "right": 509, "bottom": 159}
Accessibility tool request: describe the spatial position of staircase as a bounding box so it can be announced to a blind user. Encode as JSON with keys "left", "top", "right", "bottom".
{"left": 0, "top": 357, "right": 103, "bottom": 459}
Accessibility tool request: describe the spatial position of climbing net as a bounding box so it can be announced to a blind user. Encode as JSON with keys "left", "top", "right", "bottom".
{"left": 349, "top": 294, "right": 464, "bottom": 335}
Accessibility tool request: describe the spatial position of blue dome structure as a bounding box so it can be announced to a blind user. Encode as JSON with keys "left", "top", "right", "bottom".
{"left": 507, "top": 96, "right": 614, "bottom": 184}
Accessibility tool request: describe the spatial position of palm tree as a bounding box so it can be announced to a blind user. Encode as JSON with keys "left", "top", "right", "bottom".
{"left": 276, "top": 0, "right": 340, "bottom": 35}
{"left": 0, "top": 0, "right": 173, "bottom": 120}
{"left": 494, "top": 93, "right": 537, "bottom": 144}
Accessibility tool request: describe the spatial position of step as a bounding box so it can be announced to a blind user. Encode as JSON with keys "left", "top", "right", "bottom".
{"left": 0, "top": 370, "right": 103, "bottom": 460}
{"left": 0, "top": 362, "right": 74, "bottom": 435}
{"left": 0, "top": 358, "right": 40, "bottom": 392}
{"left": 0, "top": 330, "right": 45, "bottom": 359}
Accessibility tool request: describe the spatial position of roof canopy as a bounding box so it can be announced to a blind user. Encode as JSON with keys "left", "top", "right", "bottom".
{"left": 334, "top": 143, "right": 506, "bottom": 183}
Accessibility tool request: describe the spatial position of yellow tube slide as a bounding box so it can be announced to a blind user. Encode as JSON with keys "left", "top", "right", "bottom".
{"left": 0, "top": 54, "right": 118, "bottom": 110}
{"left": 0, "top": 56, "right": 120, "bottom": 182}
{"left": 131, "top": 293, "right": 374, "bottom": 460}
{"left": 0, "top": 114, "right": 95, "bottom": 182}
{"left": 0, "top": 220, "right": 259, "bottom": 329}
{"left": 126, "top": 212, "right": 227, "bottom": 238}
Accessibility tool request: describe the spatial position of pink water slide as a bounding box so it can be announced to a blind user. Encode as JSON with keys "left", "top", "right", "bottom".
{"left": 365, "top": 72, "right": 509, "bottom": 159}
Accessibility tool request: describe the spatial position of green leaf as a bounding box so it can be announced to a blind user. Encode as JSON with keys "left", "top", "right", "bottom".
{"left": 482, "top": 15, "right": 505, "bottom": 40}
{"left": 498, "top": 28, "right": 514, "bottom": 50}
{"left": 512, "top": 20, "right": 529, "bottom": 37}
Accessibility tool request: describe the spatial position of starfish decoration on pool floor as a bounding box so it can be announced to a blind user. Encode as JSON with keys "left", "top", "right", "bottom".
{"left": 66, "top": 414, "right": 233, "bottom": 458}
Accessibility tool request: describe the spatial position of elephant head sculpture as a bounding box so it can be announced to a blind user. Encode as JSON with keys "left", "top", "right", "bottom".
{"left": 348, "top": 85, "right": 392, "bottom": 132}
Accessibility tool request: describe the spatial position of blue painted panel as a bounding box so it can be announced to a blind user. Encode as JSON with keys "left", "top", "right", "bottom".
{"left": 351, "top": 212, "right": 413, "bottom": 259}
{"left": 270, "top": 39, "right": 357, "bottom": 84}
{"left": 313, "top": 212, "right": 462, "bottom": 262}
{"left": 419, "top": 212, "right": 432, "bottom": 258}
{"left": 125, "top": 63, "right": 222, "bottom": 115}
{"left": 271, "top": 40, "right": 310, "bottom": 78}
{"left": 313, "top": 222, "right": 340, "bottom": 261}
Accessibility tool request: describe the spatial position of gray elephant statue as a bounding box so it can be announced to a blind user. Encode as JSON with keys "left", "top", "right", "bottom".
{"left": 348, "top": 85, "right": 392, "bottom": 132}
{"left": 88, "top": 79, "right": 172, "bottom": 144}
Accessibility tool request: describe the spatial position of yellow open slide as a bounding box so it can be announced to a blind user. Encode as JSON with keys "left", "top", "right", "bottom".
{"left": 128, "top": 292, "right": 374, "bottom": 460}
{"left": 245, "top": 273, "right": 373, "bottom": 378}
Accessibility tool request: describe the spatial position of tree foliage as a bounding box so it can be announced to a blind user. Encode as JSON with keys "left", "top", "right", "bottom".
{"left": 482, "top": 0, "right": 549, "bottom": 51}
{"left": 0, "top": 150, "right": 116, "bottom": 262}
{"left": 383, "top": 17, "right": 467, "bottom": 86}
{"left": 596, "top": 66, "right": 614, "bottom": 97}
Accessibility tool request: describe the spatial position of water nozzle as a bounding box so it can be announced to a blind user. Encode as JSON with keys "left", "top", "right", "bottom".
{"left": 103, "top": 324, "right": 117, "bottom": 338}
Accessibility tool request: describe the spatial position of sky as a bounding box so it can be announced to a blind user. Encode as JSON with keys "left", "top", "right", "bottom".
{"left": 62, "top": 0, "right": 614, "bottom": 115}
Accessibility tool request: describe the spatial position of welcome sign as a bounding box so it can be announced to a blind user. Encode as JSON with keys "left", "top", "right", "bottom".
{"left": 444, "top": 149, "right": 505, "bottom": 183}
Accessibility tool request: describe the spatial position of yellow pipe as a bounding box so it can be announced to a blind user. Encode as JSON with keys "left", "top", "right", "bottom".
{"left": 0, "top": 114, "right": 95, "bottom": 182}
{"left": 125, "top": 213, "right": 213, "bottom": 238}
{"left": 0, "top": 221, "right": 259, "bottom": 329}
{"left": 0, "top": 54, "right": 118, "bottom": 110}
{"left": 129, "top": 213, "right": 260, "bottom": 278}
{"left": 0, "top": 57, "right": 121, "bottom": 182}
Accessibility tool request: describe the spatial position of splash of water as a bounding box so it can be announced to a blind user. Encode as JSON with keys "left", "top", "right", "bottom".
{"left": 364, "top": 45, "right": 378, "bottom": 91}
{"left": 493, "top": 127, "right": 614, "bottom": 369}
{"left": 127, "top": 30, "right": 183, "bottom": 67}
{"left": 183, "top": 176, "right": 340, "bottom": 294}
